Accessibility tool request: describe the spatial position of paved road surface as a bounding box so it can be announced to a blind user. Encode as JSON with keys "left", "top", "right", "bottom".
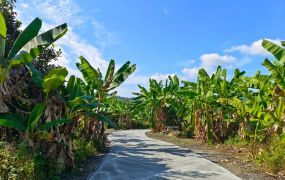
{"left": 88, "top": 130, "right": 240, "bottom": 180}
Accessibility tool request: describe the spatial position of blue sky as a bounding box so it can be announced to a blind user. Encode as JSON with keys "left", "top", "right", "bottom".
{"left": 16, "top": 0, "right": 285, "bottom": 97}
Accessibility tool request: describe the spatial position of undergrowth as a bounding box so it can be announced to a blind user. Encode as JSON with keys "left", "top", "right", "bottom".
{"left": 0, "top": 138, "right": 106, "bottom": 180}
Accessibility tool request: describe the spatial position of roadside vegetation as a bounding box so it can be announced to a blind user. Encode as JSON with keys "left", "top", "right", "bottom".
{"left": 0, "top": 1, "right": 136, "bottom": 179}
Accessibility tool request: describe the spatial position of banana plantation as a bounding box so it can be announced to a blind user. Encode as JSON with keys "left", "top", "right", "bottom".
{"left": 1, "top": 0, "right": 285, "bottom": 179}
{"left": 133, "top": 40, "right": 285, "bottom": 144}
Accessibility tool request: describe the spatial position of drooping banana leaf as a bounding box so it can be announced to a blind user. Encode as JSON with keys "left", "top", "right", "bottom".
{"left": 28, "top": 103, "right": 45, "bottom": 133}
{"left": 0, "top": 12, "right": 6, "bottom": 61}
{"left": 26, "top": 62, "right": 43, "bottom": 88}
{"left": 21, "top": 23, "right": 67, "bottom": 53}
{"left": 76, "top": 56, "right": 103, "bottom": 89}
{"left": 8, "top": 23, "right": 67, "bottom": 66}
{"left": 262, "top": 39, "right": 285, "bottom": 63}
{"left": 104, "top": 59, "right": 115, "bottom": 82}
{"left": 0, "top": 113, "right": 26, "bottom": 132}
{"left": 262, "top": 58, "right": 285, "bottom": 88}
{"left": 42, "top": 67, "right": 68, "bottom": 94}
{"left": 7, "top": 17, "right": 42, "bottom": 60}
{"left": 108, "top": 63, "right": 136, "bottom": 90}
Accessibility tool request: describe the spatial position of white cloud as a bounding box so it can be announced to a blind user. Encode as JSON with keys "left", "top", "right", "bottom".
{"left": 200, "top": 53, "right": 236, "bottom": 71}
{"left": 182, "top": 67, "right": 199, "bottom": 79}
{"left": 225, "top": 39, "right": 282, "bottom": 56}
{"left": 150, "top": 73, "right": 176, "bottom": 81}
{"left": 182, "top": 53, "right": 237, "bottom": 80}
{"left": 58, "top": 30, "right": 109, "bottom": 70}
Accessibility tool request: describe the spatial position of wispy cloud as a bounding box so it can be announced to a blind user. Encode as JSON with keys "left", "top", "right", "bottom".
{"left": 16, "top": 0, "right": 113, "bottom": 77}
{"left": 92, "top": 20, "right": 120, "bottom": 49}
{"left": 19, "top": 3, "right": 29, "bottom": 9}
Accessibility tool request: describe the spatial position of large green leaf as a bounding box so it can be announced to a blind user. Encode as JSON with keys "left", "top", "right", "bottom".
{"left": 21, "top": 23, "right": 68, "bottom": 53}
{"left": 0, "top": 114, "right": 26, "bottom": 132}
{"left": 26, "top": 62, "right": 43, "bottom": 87}
{"left": 42, "top": 68, "right": 68, "bottom": 94}
{"left": 76, "top": 56, "right": 103, "bottom": 90}
{"left": 68, "top": 96, "right": 89, "bottom": 111}
{"left": 0, "top": 12, "right": 6, "bottom": 38}
{"left": 104, "top": 59, "right": 115, "bottom": 82}
{"left": 262, "top": 39, "right": 285, "bottom": 63}
{"left": 66, "top": 76, "right": 87, "bottom": 101}
{"left": 138, "top": 84, "right": 150, "bottom": 98}
{"left": 109, "top": 64, "right": 136, "bottom": 90}
{"left": 173, "top": 75, "right": 179, "bottom": 87}
{"left": 275, "top": 98, "right": 284, "bottom": 121}
{"left": 198, "top": 68, "right": 210, "bottom": 81}
{"left": 262, "top": 58, "right": 285, "bottom": 88}
{"left": 28, "top": 103, "right": 45, "bottom": 133}
{"left": 0, "top": 12, "right": 6, "bottom": 61}
{"left": 76, "top": 56, "right": 99, "bottom": 83}
{"left": 7, "top": 18, "right": 42, "bottom": 60}
{"left": 8, "top": 47, "right": 42, "bottom": 67}
{"left": 113, "top": 61, "right": 131, "bottom": 79}
{"left": 67, "top": 75, "right": 75, "bottom": 93}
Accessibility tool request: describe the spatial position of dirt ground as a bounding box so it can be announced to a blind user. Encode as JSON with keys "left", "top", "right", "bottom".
{"left": 146, "top": 131, "right": 284, "bottom": 180}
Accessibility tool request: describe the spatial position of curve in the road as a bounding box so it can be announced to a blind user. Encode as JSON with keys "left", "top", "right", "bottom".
{"left": 88, "top": 130, "right": 240, "bottom": 180}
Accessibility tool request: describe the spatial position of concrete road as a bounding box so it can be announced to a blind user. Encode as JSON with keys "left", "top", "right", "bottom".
{"left": 88, "top": 130, "right": 240, "bottom": 180}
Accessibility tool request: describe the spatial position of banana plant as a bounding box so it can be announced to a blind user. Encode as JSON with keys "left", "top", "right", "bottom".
{"left": 0, "top": 12, "right": 67, "bottom": 83}
{"left": 107, "top": 97, "right": 134, "bottom": 128}
{"left": 76, "top": 56, "right": 136, "bottom": 102}
{"left": 133, "top": 79, "right": 165, "bottom": 130}
{"left": 261, "top": 39, "right": 285, "bottom": 135}
{"left": 58, "top": 75, "right": 115, "bottom": 132}
{"left": 60, "top": 75, "right": 98, "bottom": 119}
{"left": 134, "top": 76, "right": 185, "bottom": 131}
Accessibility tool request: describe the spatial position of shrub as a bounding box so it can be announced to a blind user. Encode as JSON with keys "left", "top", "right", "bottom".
{"left": 0, "top": 142, "right": 34, "bottom": 179}
{"left": 256, "top": 136, "right": 285, "bottom": 174}
{"left": 73, "top": 139, "right": 98, "bottom": 167}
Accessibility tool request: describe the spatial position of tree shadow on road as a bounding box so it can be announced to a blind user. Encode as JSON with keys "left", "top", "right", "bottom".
{"left": 89, "top": 132, "right": 221, "bottom": 179}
